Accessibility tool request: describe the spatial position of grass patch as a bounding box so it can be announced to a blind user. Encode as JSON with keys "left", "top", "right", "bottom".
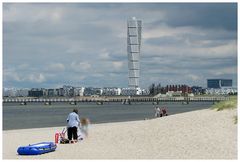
{"left": 211, "top": 96, "right": 237, "bottom": 111}
{"left": 234, "top": 115, "right": 238, "bottom": 124}
{"left": 211, "top": 96, "right": 238, "bottom": 124}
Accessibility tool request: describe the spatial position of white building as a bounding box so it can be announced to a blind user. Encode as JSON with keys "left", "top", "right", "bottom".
{"left": 74, "top": 87, "right": 85, "bottom": 96}
{"left": 16, "top": 89, "right": 29, "bottom": 97}
{"left": 3, "top": 88, "right": 29, "bottom": 97}
{"left": 3, "top": 88, "right": 17, "bottom": 97}
{"left": 121, "top": 87, "right": 142, "bottom": 96}
{"left": 102, "top": 88, "right": 121, "bottom": 96}
{"left": 205, "top": 87, "right": 237, "bottom": 95}
{"left": 127, "top": 17, "right": 142, "bottom": 88}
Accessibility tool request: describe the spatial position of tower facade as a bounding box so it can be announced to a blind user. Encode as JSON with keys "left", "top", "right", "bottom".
{"left": 127, "top": 17, "right": 142, "bottom": 88}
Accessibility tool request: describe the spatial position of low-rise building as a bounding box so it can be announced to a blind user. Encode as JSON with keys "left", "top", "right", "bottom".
{"left": 205, "top": 87, "right": 237, "bottom": 95}
{"left": 3, "top": 88, "right": 17, "bottom": 97}
{"left": 28, "top": 88, "right": 46, "bottom": 97}
{"left": 16, "top": 89, "right": 29, "bottom": 97}
{"left": 121, "top": 87, "right": 142, "bottom": 96}
{"left": 83, "top": 87, "right": 102, "bottom": 96}
{"left": 102, "top": 87, "right": 121, "bottom": 96}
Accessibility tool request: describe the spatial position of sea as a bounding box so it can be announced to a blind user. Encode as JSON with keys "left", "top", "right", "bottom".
{"left": 3, "top": 102, "right": 213, "bottom": 130}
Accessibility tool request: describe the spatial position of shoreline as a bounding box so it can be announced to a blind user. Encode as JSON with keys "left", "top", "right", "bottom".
{"left": 3, "top": 108, "right": 237, "bottom": 159}
{"left": 3, "top": 107, "right": 211, "bottom": 131}
{"left": 3, "top": 102, "right": 213, "bottom": 131}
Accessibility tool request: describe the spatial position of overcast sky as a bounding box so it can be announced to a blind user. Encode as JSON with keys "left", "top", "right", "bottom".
{"left": 3, "top": 3, "right": 237, "bottom": 89}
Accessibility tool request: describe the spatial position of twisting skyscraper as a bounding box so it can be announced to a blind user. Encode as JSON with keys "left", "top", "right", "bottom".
{"left": 127, "top": 17, "right": 142, "bottom": 88}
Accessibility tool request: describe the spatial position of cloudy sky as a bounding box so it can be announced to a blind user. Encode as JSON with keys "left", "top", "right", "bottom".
{"left": 3, "top": 3, "right": 237, "bottom": 89}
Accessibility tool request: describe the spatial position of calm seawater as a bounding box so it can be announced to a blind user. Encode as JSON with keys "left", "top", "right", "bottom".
{"left": 3, "top": 102, "right": 213, "bottom": 130}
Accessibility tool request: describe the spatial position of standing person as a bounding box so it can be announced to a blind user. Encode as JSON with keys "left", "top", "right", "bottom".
{"left": 154, "top": 107, "right": 161, "bottom": 118}
{"left": 157, "top": 107, "right": 161, "bottom": 117}
{"left": 66, "top": 109, "right": 80, "bottom": 143}
{"left": 154, "top": 107, "right": 158, "bottom": 118}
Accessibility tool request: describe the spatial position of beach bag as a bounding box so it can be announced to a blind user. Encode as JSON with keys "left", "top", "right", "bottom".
{"left": 55, "top": 128, "right": 67, "bottom": 144}
{"left": 60, "top": 138, "right": 70, "bottom": 144}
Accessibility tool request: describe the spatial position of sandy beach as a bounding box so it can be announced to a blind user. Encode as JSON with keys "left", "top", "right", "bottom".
{"left": 2, "top": 108, "right": 237, "bottom": 159}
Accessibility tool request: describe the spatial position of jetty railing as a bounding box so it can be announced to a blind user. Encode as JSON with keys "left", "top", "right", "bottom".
{"left": 2, "top": 96, "right": 229, "bottom": 104}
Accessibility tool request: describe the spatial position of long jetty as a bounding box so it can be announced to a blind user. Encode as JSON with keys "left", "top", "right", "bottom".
{"left": 2, "top": 96, "right": 229, "bottom": 105}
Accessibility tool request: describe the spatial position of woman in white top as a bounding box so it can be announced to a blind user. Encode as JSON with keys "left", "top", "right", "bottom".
{"left": 66, "top": 109, "right": 80, "bottom": 143}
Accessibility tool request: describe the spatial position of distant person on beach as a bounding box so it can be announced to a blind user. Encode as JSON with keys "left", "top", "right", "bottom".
{"left": 154, "top": 107, "right": 161, "bottom": 118}
{"left": 160, "top": 107, "right": 168, "bottom": 117}
{"left": 66, "top": 109, "right": 80, "bottom": 143}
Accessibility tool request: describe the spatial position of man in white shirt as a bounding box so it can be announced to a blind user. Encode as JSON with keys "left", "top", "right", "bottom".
{"left": 66, "top": 109, "right": 80, "bottom": 143}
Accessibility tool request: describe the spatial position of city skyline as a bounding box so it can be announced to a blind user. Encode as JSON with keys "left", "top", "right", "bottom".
{"left": 3, "top": 3, "right": 237, "bottom": 89}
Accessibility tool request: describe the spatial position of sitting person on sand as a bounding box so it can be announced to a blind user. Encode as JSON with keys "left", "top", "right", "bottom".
{"left": 66, "top": 109, "right": 80, "bottom": 143}
{"left": 160, "top": 107, "right": 168, "bottom": 117}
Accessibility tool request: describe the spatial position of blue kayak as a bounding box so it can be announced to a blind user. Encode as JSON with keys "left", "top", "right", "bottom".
{"left": 17, "top": 142, "right": 57, "bottom": 155}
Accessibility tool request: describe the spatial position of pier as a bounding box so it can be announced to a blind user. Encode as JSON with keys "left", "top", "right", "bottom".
{"left": 2, "top": 96, "right": 229, "bottom": 105}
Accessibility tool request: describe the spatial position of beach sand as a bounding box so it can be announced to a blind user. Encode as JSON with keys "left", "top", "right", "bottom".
{"left": 2, "top": 108, "right": 237, "bottom": 159}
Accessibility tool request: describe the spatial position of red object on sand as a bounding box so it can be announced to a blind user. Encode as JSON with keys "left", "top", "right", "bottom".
{"left": 55, "top": 133, "right": 59, "bottom": 144}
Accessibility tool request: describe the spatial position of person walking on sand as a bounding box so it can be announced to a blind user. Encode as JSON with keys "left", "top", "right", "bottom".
{"left": 66, "top": 109, "right": 80, "bottom": 143}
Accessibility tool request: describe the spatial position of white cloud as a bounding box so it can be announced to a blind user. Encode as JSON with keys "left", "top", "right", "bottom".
{"left": 187, "top": 74, "right": 200, "bottom": 81}
{"left": 71, "top": 75, "right": 86, "bottom": 81}
{"left": 99, "top": 51, "right": 110, "bottom": 60}
{"left": 3, "top": 68, "right": 22, "bottom": 82}
{"left": 27, "top": 73, "right": 46, "bottom": 83}
{"left": 3, "top": 68, "right": 46, "bottom": 83}
{"left": 66, "top": 43, "right": 84, "bottom": 54}
{"left": 70, "top": 61, "right": 91, "bottom": 72}
{"left": 209, "top": 66, "right": 237, "bottom": 76}
{"left": 18, "top": 64, "right": 29, "bottom": 70}
{"left": 47, "top": 63, "right": 65, "bottom": 72}
{"left": 3, "top": 4, "right": 64, "bottom": 23}
{"left": 112, "top": 61, "right": 124, "bottom": 70}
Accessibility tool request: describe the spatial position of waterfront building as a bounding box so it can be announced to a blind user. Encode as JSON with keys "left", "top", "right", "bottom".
{"left": 58, "top": 88, "right": 64, "bottom": 96}
{"left": 166, "top": 91, "right": 182, "bottom": 97}
{"left": 63, "top": 85, "right": 74, "bottom": 97}
{"left": 207, "top": 79, "right": 232, "bottom": 88}
{"left": 3, "top": 88, "right": 30, "bottom": 97}
{"left": 83, "top": 87, "right": 102, "bottom": 96}
{"left": 47, "top": 89, "right": 55, "bottom": 97}
{"left": 127, "top": 17, "right": 142, "bottom": 88}
{"left": 3, "top": 88, "right": 17, "bottom": 97}
{"left": 74, "top": 87, "right": 85, "bottom": 96}
{"left": 102, "top": 87, "right": 121, "bottom": 96}
{"left": 191, "top": 86, "right": 204, "bottom": 95}
{"left": 141, "top": 88, "right": 150, "bottom": 95}
{"left": 205, "top": 87, "right": 237, "bottom": 95}
{"left": 16, "top": 89, "right": 29, "bottom": 97}
{"left": 121, "top": 87, "right": 142, "bottom": 96}
{"left": 28, "top": 88, "right": 45, "bottom": 97}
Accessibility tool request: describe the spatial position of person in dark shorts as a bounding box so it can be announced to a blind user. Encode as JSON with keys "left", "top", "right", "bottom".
{"left": 66, "top": 109, "right": 80, "bottom": 143}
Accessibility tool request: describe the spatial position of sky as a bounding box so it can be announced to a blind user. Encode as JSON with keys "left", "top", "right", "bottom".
{"left": 2, "top": 3, "right": 238, "bottom": 89}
